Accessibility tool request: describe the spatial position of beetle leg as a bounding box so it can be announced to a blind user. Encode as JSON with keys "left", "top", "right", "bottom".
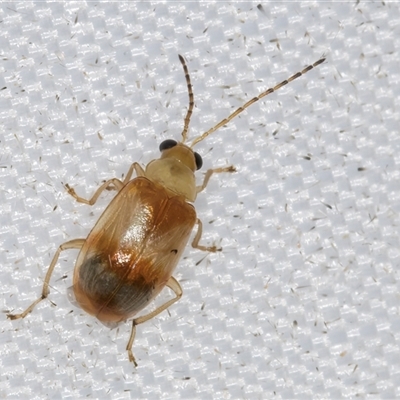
{"left": 7, "top": 239, "right": 85, "bottom": 320}
{"left": 65, "top": 179, "right": 124, "bottom": 205}
{"left": 126, "top": 276, "right": 182, "bottom": 366}
{"left": 65, "top": 162, "right": 145, "bottom": 205}
{"left": 191, "top": 218, "right": 222, "bottom": 252}
{"left": 122, "top": 162, "right": 145, "bottom": 184}
{"left": 196, "top": 166, "right": 236, "bottom": 194}
{"left": 194, "top": 167, "right": 236, "bottom": 252}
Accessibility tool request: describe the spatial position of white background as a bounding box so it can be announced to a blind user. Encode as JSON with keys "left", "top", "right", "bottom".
{"left": 1, "top": 2, "right": 399, "bottom": 399}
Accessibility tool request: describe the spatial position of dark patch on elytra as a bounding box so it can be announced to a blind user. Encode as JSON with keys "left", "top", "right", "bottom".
{"left": 79, "top": 254, "right": 154, "bottom": 317}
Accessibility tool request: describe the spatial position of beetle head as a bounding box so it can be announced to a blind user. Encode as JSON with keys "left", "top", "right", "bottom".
{"left": 159, "top": 139, "right": 202, "bottom": 172}
{"left": 144, "top": 139, "right": 202, "bottom": 202}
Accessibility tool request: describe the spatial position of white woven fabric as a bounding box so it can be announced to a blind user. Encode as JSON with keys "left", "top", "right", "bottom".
{"left": 1, "top": 2, "right": 399, "bottom": 399}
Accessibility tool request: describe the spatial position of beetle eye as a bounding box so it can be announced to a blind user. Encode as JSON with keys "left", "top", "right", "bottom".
{"left": 194, "top": 152, "right": 203, "bottom": 170}
{"left": 159, "top": 139, "right": 177, "bottom": 152}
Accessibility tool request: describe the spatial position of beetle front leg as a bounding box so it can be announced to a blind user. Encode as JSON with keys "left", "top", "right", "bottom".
{"left": 194, "top": 167, "right": 236, "bottom": 251}
{"left": 65, "top": 179, "right": 124, "bottom": 206}
{"left": 122, "top": 162, "right": 145, "bottom": 184}
{"left": 65, "top": 162, "right": 145, "bottom": 206}
{"left": 196, "top": 165, "right": 236, "bottom": 194}
{"left": 7, "top": 239, "right": 85, "bottom": 320}
{"left": 126, "top": 276, "right": 182, "bottom": 366}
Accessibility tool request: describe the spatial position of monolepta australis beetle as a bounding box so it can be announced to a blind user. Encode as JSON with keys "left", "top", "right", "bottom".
{"left": 8, "top": 54, "right": 325, "bottom": 365}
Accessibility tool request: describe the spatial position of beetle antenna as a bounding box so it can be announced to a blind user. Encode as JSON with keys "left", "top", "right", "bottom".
{"left": 179, "top": 54, "right": 194, "bottom": 144}
{"left": 190, "top": 57, "right": 326, "bottom": 147}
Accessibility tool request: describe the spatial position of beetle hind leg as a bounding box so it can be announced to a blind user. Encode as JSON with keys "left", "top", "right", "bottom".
{"left": 7, "top": 239, "right": 85, "bottom": 320}
{"left": 126, "top": 276, "right": 182, "bottom": 366}
{"left": 126, "top": 321, "right": 138, "bottom": 366}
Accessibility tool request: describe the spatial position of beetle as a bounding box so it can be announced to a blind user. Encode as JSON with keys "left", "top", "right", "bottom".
{"left": 8, "top": 54, "right": 325, "bottom": 365}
